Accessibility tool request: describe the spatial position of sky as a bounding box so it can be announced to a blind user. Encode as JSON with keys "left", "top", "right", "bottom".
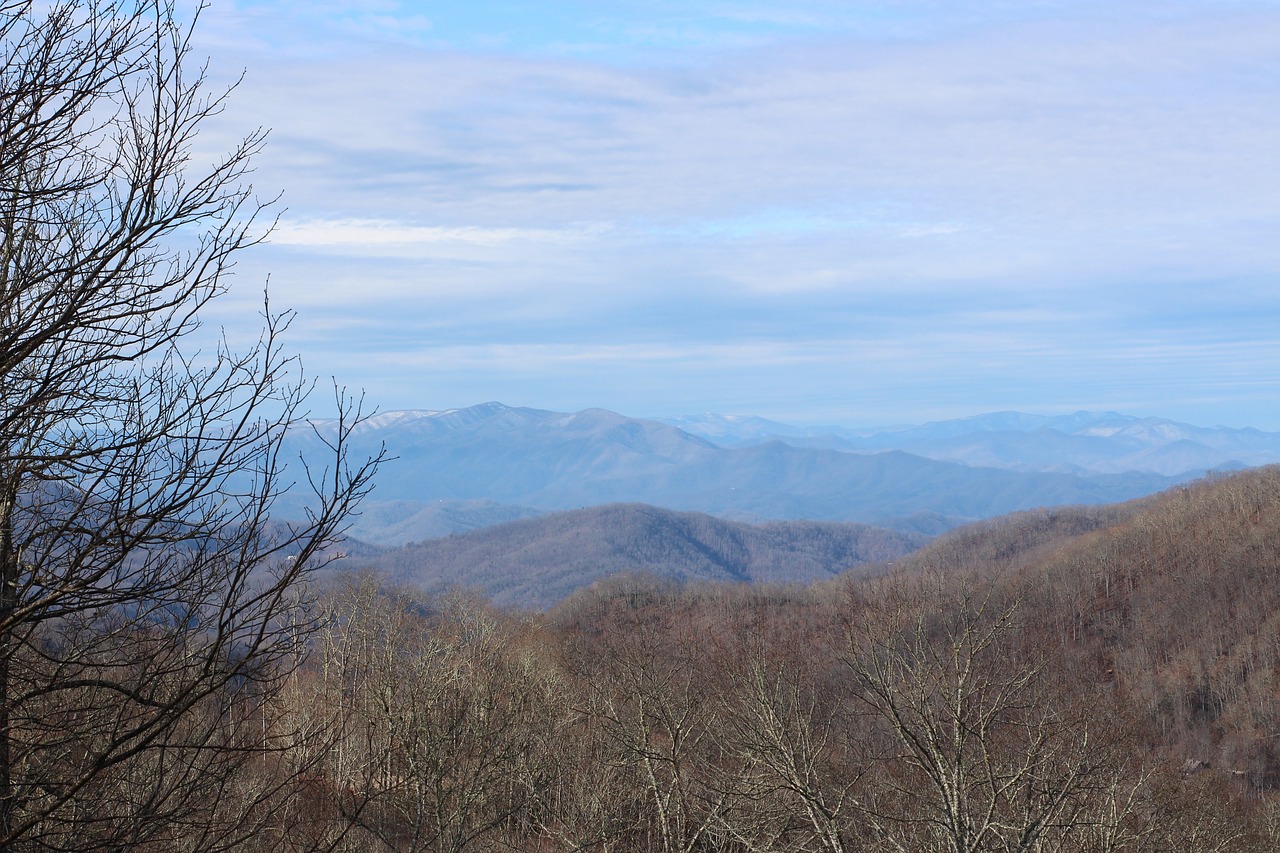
{"left": 183, "top": 0, "right": 1280, "bottom": 429}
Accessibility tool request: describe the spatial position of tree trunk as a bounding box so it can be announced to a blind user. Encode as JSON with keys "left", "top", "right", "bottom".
{"left": 0, "top": 479, "right": 12, "bottom": 849}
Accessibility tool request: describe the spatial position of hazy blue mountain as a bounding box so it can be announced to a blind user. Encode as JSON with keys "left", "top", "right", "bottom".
{"left": 361, "top": 503, "right": 929, "bottom": 609}
{"left": 659, "top": 410, "right": 1280, "bottom": 475}
{"left": 659, "top": 413, "right": 815, "bottom": 443}
{"left": 287, "top": 403, "right": 1185, "bottom": 543}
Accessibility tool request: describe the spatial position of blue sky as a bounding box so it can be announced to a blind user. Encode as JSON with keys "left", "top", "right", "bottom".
{"left": 188, "top": 0, "right": 1280, "bottom": 428}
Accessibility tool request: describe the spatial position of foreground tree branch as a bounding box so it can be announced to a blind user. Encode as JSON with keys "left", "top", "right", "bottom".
{"left": 0, "top": 2, "right": 380, "bottom": 848}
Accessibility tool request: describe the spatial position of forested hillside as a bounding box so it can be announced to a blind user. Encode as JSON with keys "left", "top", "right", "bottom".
{"left": 361, "top": 503, "right": 929, "bottom": 607}
{"left": 211, "top": 466, "right": 1280, "bottom": 850}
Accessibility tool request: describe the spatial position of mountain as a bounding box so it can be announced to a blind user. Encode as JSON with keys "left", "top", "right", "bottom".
{"left": 358, "top": 503, "right": 929, "bottom": 609}
{"left": 659, "top": 413, "right": 815, "bottom": 443}
{"left": 285, "top": 403, "right": 1184, "bottom": 543}
{"left": 660, "top": 410, "right": 1280, "bottom": 475}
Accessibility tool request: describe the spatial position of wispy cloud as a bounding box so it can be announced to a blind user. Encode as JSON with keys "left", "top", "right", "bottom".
{"left": 271, "top": 218, "right": 611, "bottom": 251}
{"left": 186, "top": 0, "right": 1280, "bottom": 428}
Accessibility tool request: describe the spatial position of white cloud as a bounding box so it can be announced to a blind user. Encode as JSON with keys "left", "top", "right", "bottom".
{"left": 270, "top": 217, "right": 610, "bottom": 251}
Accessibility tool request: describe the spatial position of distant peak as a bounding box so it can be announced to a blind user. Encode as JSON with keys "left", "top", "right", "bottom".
{"left": 465, "top": 401, "right": 515, "bottom": 415}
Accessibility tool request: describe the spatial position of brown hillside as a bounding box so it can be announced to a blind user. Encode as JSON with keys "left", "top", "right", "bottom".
{"left": 278, "top": 469, "right": 1280, "bottom": 850}
{"left": 862, "top": 466, "right": 1280, "bottom": 789}
{"left": 360, "top": 503, "right": 928, "bottom": 608}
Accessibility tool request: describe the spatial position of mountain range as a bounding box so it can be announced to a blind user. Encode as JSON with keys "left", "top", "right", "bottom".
{"left": 660, "top": 410, "right": 1280, "bottom": 475}
{"left": 278, "top": 402, "right": 1241, "bottom": 546}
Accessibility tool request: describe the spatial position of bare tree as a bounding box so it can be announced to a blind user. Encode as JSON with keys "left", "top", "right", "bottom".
{"left": 717, "top": 646, "right": 866, "bottom": 853}
{"left": 570, "top": 619, "right": 730, "bottom": 853}
{"left": 0, "top": 1, "right": 378, "bottom": 848}
{"left": 845, "top": 576, "right": 1121, "bottom": 853}
{"left": 300, "top": 578, "right": 560, "bottom": 853}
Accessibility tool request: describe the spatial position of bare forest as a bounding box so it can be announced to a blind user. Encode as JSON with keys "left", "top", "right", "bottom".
{"left": 251, "top": 464, "right": 1280, "bottom": 852}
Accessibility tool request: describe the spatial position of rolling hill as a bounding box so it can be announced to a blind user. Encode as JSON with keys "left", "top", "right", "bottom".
{"left": 355, "top": 503, "right": 929, "bottom": 608}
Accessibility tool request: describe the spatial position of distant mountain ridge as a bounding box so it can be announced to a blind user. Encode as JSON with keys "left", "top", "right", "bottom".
{"left": 659, "top": 410, "right": 1280, "bottom": 475}
{"left": 286, "top": 403, "right": 1188, "bottom": 545}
